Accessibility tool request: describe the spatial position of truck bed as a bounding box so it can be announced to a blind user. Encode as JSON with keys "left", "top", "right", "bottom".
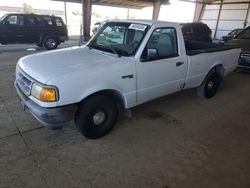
{"left": 185, "top": 40, "right": 236, "bottom": 56}
{"left": 184, "top": 41, "right": 241, "bottom": 89}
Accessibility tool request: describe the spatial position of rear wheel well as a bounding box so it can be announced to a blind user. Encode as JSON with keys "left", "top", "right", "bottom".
{"left": 210, "top": 64, "right": 224, "bottom": 78}
{"left": 40, "top": 34, "right": 58, "bottom": 44}
{"left": 197, "top": 64, "right": 224, "bottom": 99}
{"left": 210, "top": 64, "right": 224, "bottom": 87}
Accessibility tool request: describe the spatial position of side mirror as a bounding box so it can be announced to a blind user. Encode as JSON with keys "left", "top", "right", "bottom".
{"left": 141, "top": 48, "right": 158, "bottom": 62}
{"left": 147, "top": 48, "right": 158, "bottom": 60}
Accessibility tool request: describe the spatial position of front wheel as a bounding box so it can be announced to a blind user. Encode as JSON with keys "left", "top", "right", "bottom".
{"left": 197, "top": 72, "right": 221, "bottom": 99}
{"left": 75, "top": 95, "right": 118, "bottom": 139}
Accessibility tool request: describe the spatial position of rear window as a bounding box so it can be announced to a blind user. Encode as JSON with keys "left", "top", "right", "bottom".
{"left": 193, "top": 24, "right": 211, "bottom": 34}
{"left": 182, "top": 24, "right": 192, "bottom": 34}
{"left": 54, "top": 17, "right": 64, "bottom": 26}
{"left": 182, "top": 23, "right": 211, "bottom": 35}
{"left": 42, "top": 16, "right": 53, "bottom": 25}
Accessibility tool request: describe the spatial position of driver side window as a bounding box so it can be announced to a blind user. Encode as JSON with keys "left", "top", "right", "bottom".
{"left": 6, "top": 15, "right": 24, "bottom": 26}
{"left": 141, "top": 27, "right": 178, "bottom": 61}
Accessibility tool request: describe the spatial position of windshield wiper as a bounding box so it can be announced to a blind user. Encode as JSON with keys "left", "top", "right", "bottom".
{"left": 100, "top": 43, "right": 121, "bottom": 58}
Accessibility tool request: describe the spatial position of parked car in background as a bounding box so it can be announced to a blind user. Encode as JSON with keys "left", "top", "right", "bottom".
{"left": 181, "top": 22, "right": 212, "bottom": 42}
{"left": 227, "top": 26, "right": 250, "bottom": 69}
{"left": 15, "top": 20, "right": 240, "bottom": 139}
{"left": 0, "top": 13, "right": 68, "bottom": 50}
{"left": 220, "top": 28, "right": 243, "bottom": 43}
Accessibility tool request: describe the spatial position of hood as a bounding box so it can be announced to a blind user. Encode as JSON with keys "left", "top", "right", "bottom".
{"left": 227, "top": 38, "right": 250, "bottom": 51}
{"left": 18, "top": 46, "right": 117, "bottom": 83}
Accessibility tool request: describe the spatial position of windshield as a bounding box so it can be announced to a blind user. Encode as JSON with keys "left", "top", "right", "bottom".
{"left": 88, "top": 22, "right": 149, "bottom": 56}
{"left": 237, "top": 27, "right": 250, "bottom": 39}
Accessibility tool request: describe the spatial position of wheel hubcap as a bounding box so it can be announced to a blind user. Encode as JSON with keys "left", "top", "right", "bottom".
{"left": 92, "top": 111, "right": 106, "bottom": 125}
{"left": 46, "top": 39, "right": 56, "bottom": 48}
{"left": 207, "top": 81, "right": 214, "bottom": 90}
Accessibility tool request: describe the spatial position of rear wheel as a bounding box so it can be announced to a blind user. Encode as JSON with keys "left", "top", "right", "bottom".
{"left": 197, "top": 71, "right": 221, "bottom": 99}
{"left": 43, "top": 36, "right": 58, "bottom": 50}
{"left": 75, "top": 95, "right": 118, "bottom": 139}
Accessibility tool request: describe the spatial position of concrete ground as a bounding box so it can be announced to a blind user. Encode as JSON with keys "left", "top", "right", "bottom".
{"left": 0, "top": 44, "right": 250, "bottom": 188}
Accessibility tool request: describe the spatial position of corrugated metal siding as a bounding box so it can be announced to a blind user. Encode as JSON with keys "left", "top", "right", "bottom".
{"left": 200, "top": 0, "right": 250, "bottom": 39}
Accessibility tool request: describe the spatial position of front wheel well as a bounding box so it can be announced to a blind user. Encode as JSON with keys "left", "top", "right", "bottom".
{"left": 79, "top": 90, "right": 125, "bottom": 108}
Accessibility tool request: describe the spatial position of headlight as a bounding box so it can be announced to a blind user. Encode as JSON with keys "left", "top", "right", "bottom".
{"left": 31, "top": 83, "right": 58, "bottom": 102}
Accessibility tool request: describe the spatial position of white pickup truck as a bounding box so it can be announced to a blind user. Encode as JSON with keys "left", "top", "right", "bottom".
{"left": 15, "top": 20, "right": 241, "bottom": 139}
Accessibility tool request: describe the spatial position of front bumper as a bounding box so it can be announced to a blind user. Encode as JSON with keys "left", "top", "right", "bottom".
{"left": 58, "top": 35, "right": 69, "bottom": 42}
{"left": 238, "top": 51, "right": 250, "bottom": 69}
{"left": 15, "top": 82, "right": 77, "bottom": 129}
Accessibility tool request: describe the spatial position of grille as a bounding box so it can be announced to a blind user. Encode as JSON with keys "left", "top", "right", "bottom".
{"left": 240, "top": 51, "right": 250, "bottom": 60}
{"left": 16, "top": 70, "right": 32, "bottom": 96}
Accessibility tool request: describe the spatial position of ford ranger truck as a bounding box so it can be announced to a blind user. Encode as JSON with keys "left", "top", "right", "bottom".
{"left": 15, "top": 20, "right": 241, "bottom": 139}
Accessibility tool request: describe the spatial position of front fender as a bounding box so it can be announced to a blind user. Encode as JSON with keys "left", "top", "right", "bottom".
{"left": 77, "top": 84, "right": 131, "bottom": 108}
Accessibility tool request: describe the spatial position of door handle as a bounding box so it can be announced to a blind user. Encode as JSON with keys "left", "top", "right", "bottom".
{"left": 121, "top": 74, "right": 134, "bottom": 79}
{"left": 176, "top": 62, "right": 184, "bottom": 66}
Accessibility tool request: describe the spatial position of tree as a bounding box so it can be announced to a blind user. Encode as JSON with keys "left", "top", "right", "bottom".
{"left": 129, "top": 15, "right": 137, "bottom": 19}
{"left": 92, "top": 10, "right": 101, "bottom": 18}
{"left": 23, "top": 3, "right": 33, "bottom": 13}
{"left": 72, "top": 10, "right": 82, "bottom": 16}
{"left": 114, "top": 15, "right": 120, "bottom": 19}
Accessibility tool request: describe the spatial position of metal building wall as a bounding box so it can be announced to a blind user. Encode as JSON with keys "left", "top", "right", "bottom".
{"left": 200, "top": 0, "right": 250, "bottom": 39}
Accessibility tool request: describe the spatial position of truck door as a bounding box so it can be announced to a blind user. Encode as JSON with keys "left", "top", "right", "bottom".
{"left": 136, "top": 27, "right": 188, "bottom": 104}
{"left": 1, "top": 14, "right": 26, "bottom": 43}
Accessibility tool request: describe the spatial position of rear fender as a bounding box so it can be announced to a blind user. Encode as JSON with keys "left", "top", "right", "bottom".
{"left": 200, "top": 64, "right": 224, "bottom": 88}
{"left": 39, "top": 34, "right": 58, "bottom": 44}
{"left": 210, "top": 63, "right": 225, "bottom": 78}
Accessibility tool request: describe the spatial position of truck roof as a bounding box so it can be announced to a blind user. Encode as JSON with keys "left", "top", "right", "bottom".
{"left": 106, "top": 19, "right": 180, "bottom": 27}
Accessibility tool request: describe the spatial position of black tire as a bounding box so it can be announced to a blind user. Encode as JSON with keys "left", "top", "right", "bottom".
{"left": 197, "top": 71, "right": 221, "bottom": 99}
{"left": 75, "top": 95, "right": 118, "bottom": 139}
{"left": 43, "top": 36, "right": 58, "bottom": 50}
